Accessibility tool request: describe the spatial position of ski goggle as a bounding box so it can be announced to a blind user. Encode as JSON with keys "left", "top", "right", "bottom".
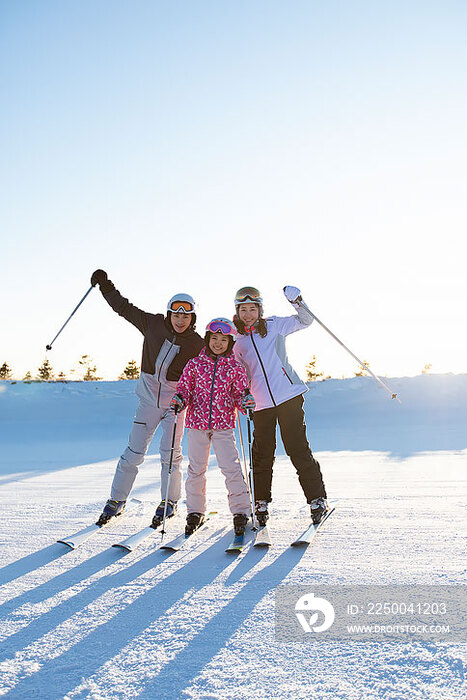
{"left": 206, "top": 319, "right": 236, "bottom": 336}
{"left": 235, "top": 287, "right": 263, "bottom": 306}
{"left": 170, "top": 300, "right": 195, "bottom": 313}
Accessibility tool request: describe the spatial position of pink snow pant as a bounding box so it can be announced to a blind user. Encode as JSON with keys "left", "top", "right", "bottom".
{"left": 185, "top": 428, "right": 250, "bottom": 516}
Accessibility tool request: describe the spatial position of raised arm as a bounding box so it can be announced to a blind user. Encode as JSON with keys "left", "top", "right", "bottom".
{"left": 91, "top": 269, "right": 150, "bottom": 335}
{"left": 272, "top": 285, "right": 314, "bottom": 336}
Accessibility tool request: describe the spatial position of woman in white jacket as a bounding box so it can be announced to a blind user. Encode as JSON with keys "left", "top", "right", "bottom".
{"left": 233, "top": 285, "right": 328, "bottom": 525}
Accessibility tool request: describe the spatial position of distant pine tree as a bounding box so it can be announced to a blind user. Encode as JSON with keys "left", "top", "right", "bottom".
{"left": 37, "top": 359, "right": 54, "bottom": 381}
{"left": 79, "top": 355, "right": 102, "bottom": 381}
{"left": 305, "top": 355, "right": 324, "bottom": 382}
{"left": 119, "top": 359, "right": 140, "bottom": 380}
{"left": 0, "top": 362, "right": 12, "bottom": 380}
{"left": 23, "top": 371, "right": 33, "bottom": 383}
{"left": 354, "top": 361, "right": 370, "bottom": 377}
{"left": 421, "top": 363, "right": 432, "bottom": 374}
{"left": 57, "top": 371, "right": 67, "bottom": 382}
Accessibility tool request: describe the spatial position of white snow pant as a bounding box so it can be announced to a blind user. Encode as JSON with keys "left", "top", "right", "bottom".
{"left": 185, "top": 428, "right": 250, "bottom": 516}
{"left": 110, "top": 400, "right": 185, "bottom": 503}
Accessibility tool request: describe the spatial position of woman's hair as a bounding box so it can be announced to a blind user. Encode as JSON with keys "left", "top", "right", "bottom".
{"left": 233, "top": 315, "right": 268, "bottom": 338}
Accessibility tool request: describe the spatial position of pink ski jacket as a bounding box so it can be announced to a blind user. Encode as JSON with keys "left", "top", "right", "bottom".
{"left": 176, "top": 347, "right": 249, "bottom": 430}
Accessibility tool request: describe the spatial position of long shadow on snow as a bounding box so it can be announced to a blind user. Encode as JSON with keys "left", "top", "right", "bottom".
{"left": 5, "top": 529, "right": 240, "bottom": 698}
{"left": 137, "top": 545, "right": 308, "bottom": 700}
{"left": 0, "top": 526, "right": 228, "bottom": 660}
{"left": 0, "top": 545, "right": 135, "bottom": 661}
{"left": 0, "top": 497, "right": 154, "bottom": 593}
{"left": 0, "top": 544, "right": 69, "bottom": 588}
{"left": 0, "top": 542, "right": 130, "bottom": 620}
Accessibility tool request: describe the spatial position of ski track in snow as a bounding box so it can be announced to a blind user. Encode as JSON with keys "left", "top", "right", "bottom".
{"left": 0, "top": 378, "right": 466, "bottom": 699}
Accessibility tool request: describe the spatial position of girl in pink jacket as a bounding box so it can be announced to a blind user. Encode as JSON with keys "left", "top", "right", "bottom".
{"left": 171, "top": 318, "right": 255, "bottom": 536}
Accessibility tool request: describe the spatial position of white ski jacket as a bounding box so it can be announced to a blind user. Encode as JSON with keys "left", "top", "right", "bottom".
{"left": 233, "top": 307, "right": 313, "bottom": 411}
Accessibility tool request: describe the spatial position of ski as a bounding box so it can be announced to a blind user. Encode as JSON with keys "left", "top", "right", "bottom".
{"left": 225, "top": 528, "right": 251, "bottom": 552}
{"left": 112, "top": 523, "right": 162, "bottom": 552}
{"left": 253, "top": 524, "right": 271, "bottom": 547}
{"left": 160, "top": 511, "right": 217, "bottom": 552}
{"left": 290, "top": 506, "right": 336, "bottom": 547}
{"left": 57, "top": 498, "right": 142, "bottom": 549}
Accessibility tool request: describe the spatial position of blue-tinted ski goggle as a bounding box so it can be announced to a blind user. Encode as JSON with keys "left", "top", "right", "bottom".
{"left": 206, "top": 319, "right": 236, "bottom": 336}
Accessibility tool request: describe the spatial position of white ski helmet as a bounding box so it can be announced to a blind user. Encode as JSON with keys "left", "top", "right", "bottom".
{"left": 167, "top": 293, "right": 197, "bottom": 327}
{"left": 167, "top": 293, "right": 196, "bottom": 314}
{"left": 234, "top": 286, "right": 263, "bottom": 315}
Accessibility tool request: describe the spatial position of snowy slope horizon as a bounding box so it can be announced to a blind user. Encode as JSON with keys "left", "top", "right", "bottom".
{"left": 1, "top": 373, "right": 466, "bottom": 480}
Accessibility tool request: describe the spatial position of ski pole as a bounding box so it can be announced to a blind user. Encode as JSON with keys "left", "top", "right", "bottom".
{"left": 237, "top": 410, "right": 256, "bottom": 529}
{"left": 160, "top": 409, "right": 179, "bottom": 541}
{"left": 292, "top": 294, "right": 401, "bottom": 404}
{"left": 46, "top": 285, "right": 94, "bottom": 351}
{"left": 246, "top": 409, "right": 258, "bottom": 528}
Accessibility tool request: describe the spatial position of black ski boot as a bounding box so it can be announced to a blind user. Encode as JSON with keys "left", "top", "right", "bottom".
{"left": 151, "top": 499, "right": 177, "bottom": 528}
{"left": 255, "top": 500, "right": 269, "bottom": 527}
{"left": 185, "top": 512, "right": 205, "bottom": 535}
{"left": 233, "top": 513, "right": 249, "bottom": 536}
{"left": 310, "top": 497, "right": 329, "bottom": 524}
{"left": 96, "top": 499, "right": 126, "bottom": 526}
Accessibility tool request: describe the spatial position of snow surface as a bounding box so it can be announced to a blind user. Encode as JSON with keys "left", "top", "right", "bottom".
{"left": 0, "top": 375, "right": 466, "bottom": 699}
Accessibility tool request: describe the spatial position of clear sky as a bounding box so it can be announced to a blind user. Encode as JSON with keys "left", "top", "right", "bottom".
{"left": 1, "top": 0, "right": 466, "bottom": 381}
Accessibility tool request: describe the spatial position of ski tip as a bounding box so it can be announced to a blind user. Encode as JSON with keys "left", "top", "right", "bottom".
{"left": 111, "top": 543, "right": 132, "bottom": 552}
{"left": 56, "top": 540, "right": 74, "bottom": 549}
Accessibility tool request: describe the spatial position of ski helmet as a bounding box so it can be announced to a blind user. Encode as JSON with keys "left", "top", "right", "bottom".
{"left": 167, "top": 293, "right": 196, "bottom": 314}
{"left": 166, "top": 293, "right": 196, "bottom": 328}
{"left": 205, "top": 318, "right": 237, "bottom": 338}
{"left": 234, "top": 286, "right": 263, "bottom": 314}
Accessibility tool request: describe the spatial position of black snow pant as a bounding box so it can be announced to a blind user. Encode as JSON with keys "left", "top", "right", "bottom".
{"left": 251, "top": 394, "right": 327, "bottom": 503}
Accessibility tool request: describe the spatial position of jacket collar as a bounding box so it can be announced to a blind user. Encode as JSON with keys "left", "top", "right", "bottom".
{"left": 200, "top": 347, "right": 234, "bottom": 363}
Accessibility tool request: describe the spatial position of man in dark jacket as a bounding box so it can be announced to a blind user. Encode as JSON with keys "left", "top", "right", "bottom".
{"left": 91, "top": 270, "right": 204, "bottom": 526}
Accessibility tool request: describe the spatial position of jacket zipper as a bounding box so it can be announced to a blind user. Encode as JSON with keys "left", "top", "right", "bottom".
{"left": 156, "top": 336, "right": 175, "bottom": 408}
{"left": 208, "top": 356, "right": 218, "bottom": 429}
{"left": 250, "top": 333, "right": 276, "bottom": 407}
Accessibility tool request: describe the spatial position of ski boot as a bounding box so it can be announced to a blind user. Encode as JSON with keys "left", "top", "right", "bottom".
{"left": 185, "top": 512, "right": 205, "bottom": 536}
{"left": 151, "top": 499, "right": 177, "bottom": 528}
{"left": 96, "top": 499, "right": 126, "bottom": 526}
{"left": 233, "top": 513, "right": 249, "bottom": 536}
{"left": 310, "top": 497, "right": 329, "bottom": 525}
{"left": 255, "top": 500, "right": 269, "bottom": 527}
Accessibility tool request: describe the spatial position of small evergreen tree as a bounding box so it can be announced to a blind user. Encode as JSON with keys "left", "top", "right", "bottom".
{"left": 23, "top": 371, "right": 32, "bottom": 383}
{"left": 305, "top": 355, "right": 324, "bottom": 382}
{"left": 0, "top": 362, "right": 12, "bottom": 380}
{"left": 57, "top": 371, "right": 67, "bottom": 382}
{"left": 119, "top": 359, "right": 140, "bottom": 380}
{"left": 37, "top": 358, "right": 54, "bottom": 381}
{"left": 354, "top": 361, "right": 370, "bottom": 377}
{"left": 79, "top": 355, "right": 102, "bottom": 381}
{"left": 421, "top": 363, "right": 432, "bottom": 374}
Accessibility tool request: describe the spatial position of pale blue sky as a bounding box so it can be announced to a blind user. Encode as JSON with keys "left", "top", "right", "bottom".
{"left": 1, "top": 1, "right": 466, "bottom": 380}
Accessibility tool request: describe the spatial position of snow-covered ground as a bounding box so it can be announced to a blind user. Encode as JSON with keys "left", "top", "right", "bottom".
{"left": 0, "top": 375, "right": 466, "bottom": 699}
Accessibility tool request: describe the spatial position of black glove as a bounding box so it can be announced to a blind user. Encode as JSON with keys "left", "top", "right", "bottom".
{"left": 91, "top": 269, "right": 114, "bottom": 294}
{"left": 91, "top": 269, "right": 108, "bottom": 287}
